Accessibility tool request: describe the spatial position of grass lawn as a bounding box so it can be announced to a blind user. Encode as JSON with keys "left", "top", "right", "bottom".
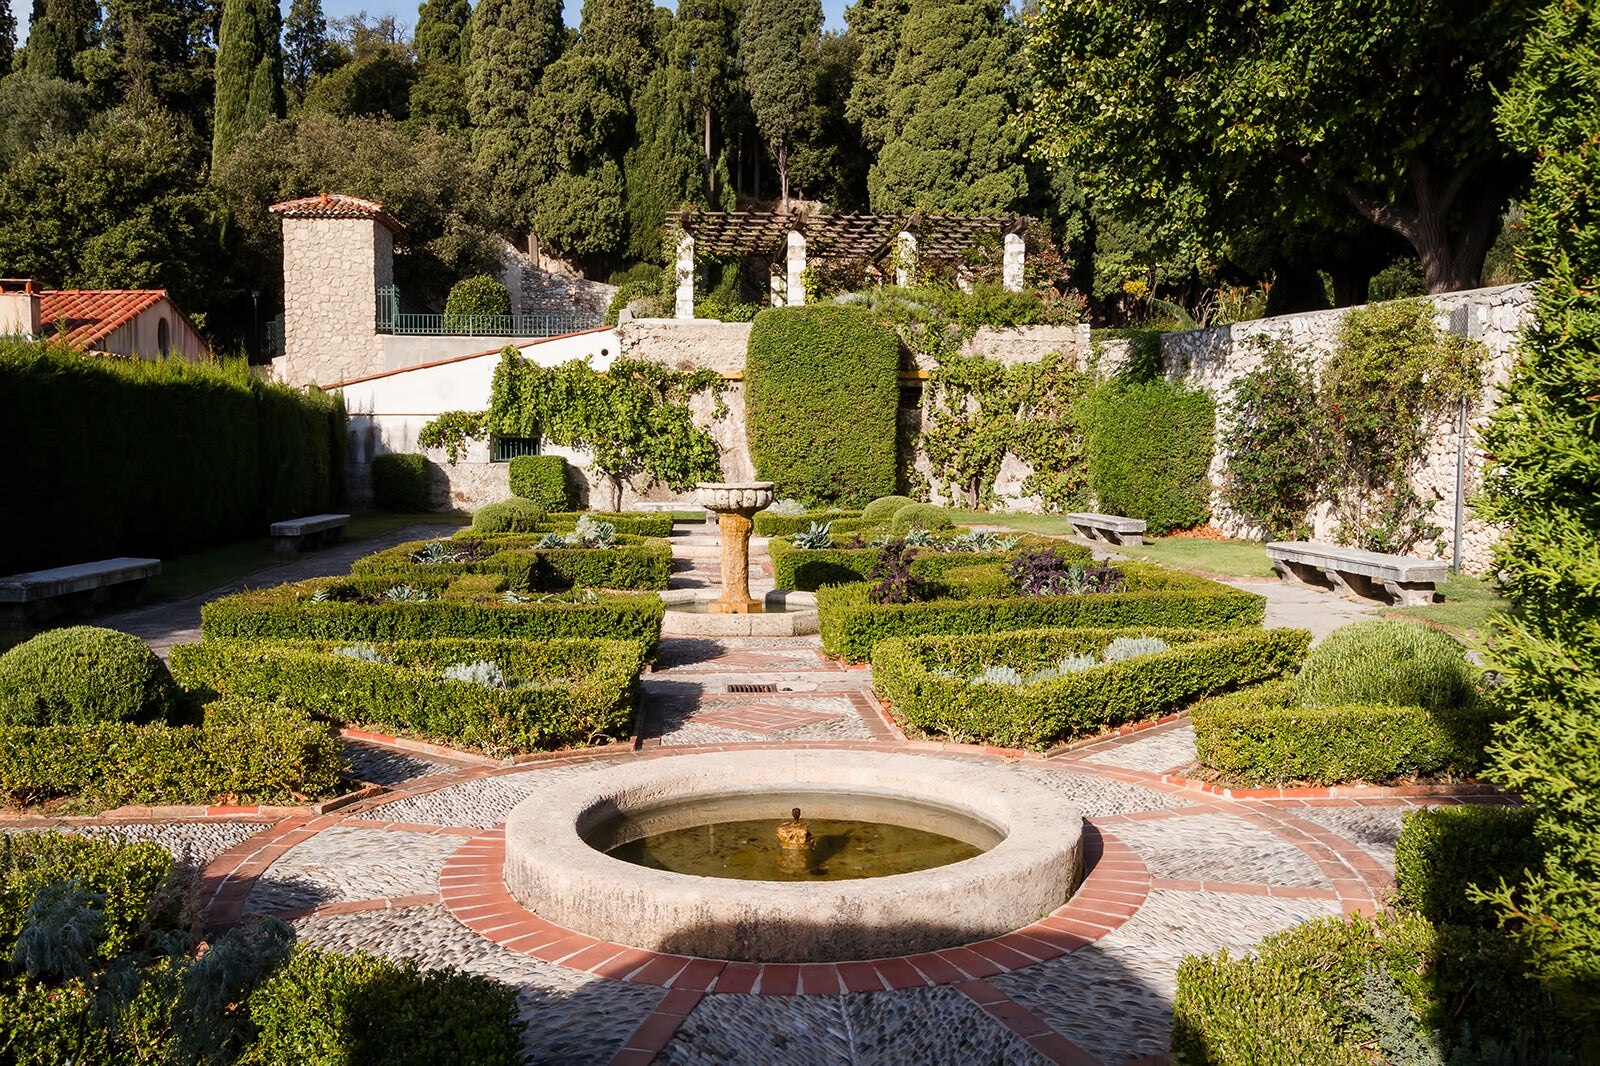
{"left": 1384, "top": 571, "right": 1507, "bottom": 643}
{"left": 146, "top": 510, "right": 468, "bottom": 601}
{"left": 949, "top": 511, "right": 1276, "bottom": 579}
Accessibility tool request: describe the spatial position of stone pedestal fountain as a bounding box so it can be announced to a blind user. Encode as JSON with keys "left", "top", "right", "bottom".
{"left": 694, "top": 481, "right": 773, "bottom": 614}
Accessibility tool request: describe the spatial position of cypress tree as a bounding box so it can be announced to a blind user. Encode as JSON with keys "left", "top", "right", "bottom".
{"left": 468, "top": 0, "right": 564, "bottom": 223}
{"left": 414, "top": 0, "right": 471, "bottom": 66}
{"left": 843, "top": 0, "right": 908, "bottom": 153}
{"left": 866, "top": 0, "right": 1027, "bottom": 213}
{"left": 1475, "top": 0, "right": 1600, "bottom": 1026}
{"left": 24, "top": 0, "right": 99, "bottom": 81}
{"left": 670, "top": 0, "right": 738, "bottom": 200}
{"left": 211, "top": 0, "right": 283, "bottom": 168}
{"left": 0, "top": 2, "right": 16, "bottom": 79}
{"left": 738, "top": 0, "right": 821, "bottom": 208}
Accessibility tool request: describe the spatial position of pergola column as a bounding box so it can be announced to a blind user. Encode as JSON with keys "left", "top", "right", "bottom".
{"left": 895, "top": 230, "right": 918, "bottom": 288}
{"left": 674, "top": 233, "right": 696, "bottom": 319}
{"left": 769, "top": 258, "right": 786, "bottom": 307}
{"left": 1003, "top": 230, "right": 1026, "bottom": 293}
{"left": 786, "top": 230, "right": 807, "bottom": 306}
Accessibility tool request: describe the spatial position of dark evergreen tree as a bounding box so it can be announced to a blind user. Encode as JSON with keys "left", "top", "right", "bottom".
{"left": 866, "top": 0, "right": 1026, "bottom": 213}
{"left": 788, "top": 29, "right": 868, "bottom": 209}
{"left": 211, "top": 0, "right": 283, "bottom": 168}
{"left": 413, "top": 0, "right": 470, "bottom": 66}
{"left": 670, "top": 0, "right": 738, "bottom": 201}
{"left": 623, "top": 43, "right": 702, "bottom": 260}
{"left": 282, "top": 0, "right": 331, "bottom": 102}
{"left": 96, "top": 0, "right": 213, "bottom": 111}
{"left": 0, "top": 1, "right": 17, "bottom": 78}
{"left": 468, "top": 0, "right": 564, "bottom": 225}
{"left": 23, "top": 0, "right": 99, "bottom": 81}
{"left": 738, "top": 0, "right": 821, "bottom": 207}
{"left": 842, "top": 0, "right": 906, "bottom": 154}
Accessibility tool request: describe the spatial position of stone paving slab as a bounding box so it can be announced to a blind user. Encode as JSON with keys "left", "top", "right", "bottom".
{"left": 1104, "top": 811, "right": 1331, "bottom": 888}
{"left": 242, "top": 825, "right": 464, "bottom": 915}
{"left": 1282, "top": 803, "right": 1415, "bottom": 872}
{"left": 992, "top": 889, "right": 1342, "bottom": 1063}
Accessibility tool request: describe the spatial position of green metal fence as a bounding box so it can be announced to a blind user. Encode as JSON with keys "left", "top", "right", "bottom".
{"left": 375, "top": 286, "right": 599, "bottom": 338}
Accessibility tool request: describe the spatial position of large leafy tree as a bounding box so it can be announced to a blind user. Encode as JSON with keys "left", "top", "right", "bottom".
{"left": 866, "top": 0, "right": 1026, "bottom": 213}
{"left": 282, "top": 0, "right": 333, "bottom": 103}
{"left": 211, "top": 0, "right": 283, "bottom": 167}
{"left": 1475, "top": 0, "right": 1600, "bottom": 1028}
{"left": 467, "top": 0, "right": 564, "bottom": 227}
{"left": 1024, "top": 0, "right": 1539, "bottom": 293}
{"left": 0, "top": 73, "right": 92, "bottom": 168}
{"left": 738, "top": 0, "right": 821, "bottom": 207}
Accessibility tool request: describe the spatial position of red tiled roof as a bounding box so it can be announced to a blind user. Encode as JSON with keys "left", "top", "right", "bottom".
{"left": 268, "top": 193, "right": 402, "bottom": 230}
{"left": 37, "top": 290, "right": 166, "bottom": 349}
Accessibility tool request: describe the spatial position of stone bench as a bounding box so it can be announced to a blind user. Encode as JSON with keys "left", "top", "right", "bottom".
{"left": 269, "top": 513, "right": 350, "bottom": 555}
{"left": 0, "top": 557, "right": 161, "bottom": 622}
{"left": 1066, "top": 512, "right": 1147, "bottom": 546}
{"left": 1267, "top": 541, "right": 1446, "bottom": 606}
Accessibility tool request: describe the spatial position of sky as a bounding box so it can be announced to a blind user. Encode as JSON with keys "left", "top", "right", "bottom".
{"left": 7, "top": 0, "right": 851, "bottom": 44}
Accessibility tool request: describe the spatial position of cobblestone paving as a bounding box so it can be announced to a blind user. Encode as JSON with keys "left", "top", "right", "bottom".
{"left": 993, "top": 890, "right": 1342, "bottom": 1063}
{"left": 342, "top": 739, "right": 460, "bottom": 786}
{"left": 1286, "top": 803, "right": 1415, "bottom": 872}
{"left": 1018, "top": 765, "right": 1193, "bottom": 819}
{"left": 11, "top": 821, "right": 263, "bottom": 873}
{"left": 1106, "top": 811, "right": 1332, "bottom": 887}
{"left": 1080, "top": 726, "right": 1197, "bottom": 774}
{"left": 242, "top": 826, "right": 464, "bottom": 915}
{"left": 292, "top": 904, "right": 665, "bottom": 1065}
{"left": 658, "top": 986, "right": 1048, "bottom": 1066}
{"left": 373, "top": 763, "right": 616, "bottom": 828}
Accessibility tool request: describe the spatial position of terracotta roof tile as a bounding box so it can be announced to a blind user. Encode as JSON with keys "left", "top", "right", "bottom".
{"left": 37, "top": 290, "right": 166, "bottom": 349}
{"left": 268, "top": 193, "right": 402, "bottom": 230}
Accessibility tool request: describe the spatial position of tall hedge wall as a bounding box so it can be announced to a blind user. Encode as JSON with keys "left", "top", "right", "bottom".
{"left": 745, "top": 306, "right": 901, "bottom": 507}
{"left": 1, "top": 342, "right": 345, "bottom": 571}
{"left": 1085, "top": 379, "right": 1215, "bottom": 534}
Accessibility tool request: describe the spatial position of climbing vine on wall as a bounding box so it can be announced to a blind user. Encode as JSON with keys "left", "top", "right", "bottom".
{"left": 1219, "top": 340, "right": 1336, "bottom": 540}
{"left": 417, "top": 348, "right": 726, "bottom": 510}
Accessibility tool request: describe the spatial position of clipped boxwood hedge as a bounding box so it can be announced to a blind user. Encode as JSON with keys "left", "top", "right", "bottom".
{"left": 371, "top": 453, "right": 431, "bottom": 512}
{"left": 199, "top": 576, "right": 664, "bottom": 655}
{"left": 350, "top": 534, "right": 672, "bottom": 591}
{"left": 872, "top": 626, "right": 1308, "bottom": 748}
{"left": 745, "top": 305, "right": 901, "bottom": 507}
{"left": 752, "top": 509, "right": 863, "bottom": 537}
{"left": 545, "top": 511, "right": 674, "bottom": 538}
{"left": 1084, "top": 379, "right": 1214, "bottom": 534}
{"left": 0, "top": 697, "right": 345, "bottom": 809}
{"left": 170, "top": 637, "right": 646, "bottom": 753}
{"left": 0, "top": 626, "right": 183, "bottom": 727}
{"left": 1190, "top": 679, "right": 1501, "bottom": 786}
{"left": 1393, "top": 805, "right": 1542, "bottom": 927}
{"left": 245, "top": 945, "right": 524, "bottom": 1066}
{"left": 508, "top": 454, "right": 575, "bottom": 511}
{"left": 890, "top": 503, "right": 954, "bottom": 534}
{"left": 471, "top": 498, "right": 547, "bottom": 533}
{"left": 818, "top": 563, "right": 1265, "bottom": 662}
{"left": 769, "top": 534, "right": 1091, "bottom": 591}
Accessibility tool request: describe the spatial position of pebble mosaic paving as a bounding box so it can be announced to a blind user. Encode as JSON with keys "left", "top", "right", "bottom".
{"left": 23, "top": 524, "right": 1499, "bottom": 1065}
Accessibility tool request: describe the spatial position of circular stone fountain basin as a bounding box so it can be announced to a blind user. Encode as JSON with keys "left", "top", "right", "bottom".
{"left": 503, "top": 750, "right": 1083, "bottom": 962}
{"left": 659, "top": 589, "right": 818, "bottom": 636}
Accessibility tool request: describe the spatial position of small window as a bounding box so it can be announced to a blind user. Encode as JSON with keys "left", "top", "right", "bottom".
{"left": 157, "top": 317, "right": 170, "bottom": 356}
{"left": 491, "top": 435, "right": 541, "bottom": 462}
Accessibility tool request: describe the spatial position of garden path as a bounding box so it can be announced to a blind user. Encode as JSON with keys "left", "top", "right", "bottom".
{"left": 29, "top": 522, "right": 1485, "bottom": 1065}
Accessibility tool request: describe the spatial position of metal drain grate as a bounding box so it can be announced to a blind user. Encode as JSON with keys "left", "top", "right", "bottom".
{"left": 726, "top": 683, "right": 778, "bottom": 694}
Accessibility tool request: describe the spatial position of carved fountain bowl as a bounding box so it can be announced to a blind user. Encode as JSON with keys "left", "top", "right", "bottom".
{"left": 503, "top": 750, "right": 1084, "bottom": 963}
{"left": 693, "top": 481, "right": 775, "bottom": 515}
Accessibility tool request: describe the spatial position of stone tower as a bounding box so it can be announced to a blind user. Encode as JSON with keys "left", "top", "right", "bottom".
{"left": 269, "top": 193, "right": 399, "bottom": 387}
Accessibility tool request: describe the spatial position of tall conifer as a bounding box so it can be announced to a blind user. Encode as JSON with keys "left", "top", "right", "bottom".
{"left": 0, "top": 2, "right": 17, "bottom": 78}
{"left": 738, "top": 0, "right": 821, "bottom": 207}
{"left": 468, "top": 0, "right": 563, "bottom": 222}
{"left": 211, "top": 0, "right": 283, "bottom": 168}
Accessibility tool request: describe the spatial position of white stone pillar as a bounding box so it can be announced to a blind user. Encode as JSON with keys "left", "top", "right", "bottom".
{"left": 769, "top": 258, "right": 786, "bottom": 307}
{"left": 895, "top": 230, "right": 918, "bottom": 288}
{"left": 674, "top": 233, "right": 695, "bottom": 319}
{"left": 1003, "top": 231, "right": 1026, "bottom": 293}
{"left": 786, "top": 230, "right": 807, "bottom": 307}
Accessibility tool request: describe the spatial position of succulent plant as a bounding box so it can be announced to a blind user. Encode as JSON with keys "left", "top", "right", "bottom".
{"left": 900, "top": 525, "right": 937, "bottom": 547}
{"left": 383, "top": 584, "right": 434, "bottom": 602}
{"left": 791, "top": 521, "right": 834, "bottom": 549}
{"left": 535, "top": 532, "right": 569, "bottom": 549}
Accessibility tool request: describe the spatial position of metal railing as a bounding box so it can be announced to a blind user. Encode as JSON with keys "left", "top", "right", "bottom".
{"left": 262, "top": 314, "right": 285, "bottom": 359}
{"left": 375, "top": 286, "right": 600, "bottom": 338}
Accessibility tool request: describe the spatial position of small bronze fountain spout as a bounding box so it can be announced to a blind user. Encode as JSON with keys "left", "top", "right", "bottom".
{"left": 776, "top": 807, "right": 813, "bottom": 851}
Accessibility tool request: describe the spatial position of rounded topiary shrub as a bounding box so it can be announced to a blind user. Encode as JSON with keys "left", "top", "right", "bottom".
{"left": 508, "top": 455, "right": 574, "bottom": 512}
{"left": 443, "top": 275, "right": 512, "bottom": 331}
{"left": 863, "top": 495, "right": 916, "bottom": 523}
{"left": 371, "top": 453, "right": 431, "bottom": 511}
{"left": 1296, "top": 620, "right": 1476, "bottom": 712}
{"left": 471, "top": 498, "right": 547, "bottom": 534}
{"left": 0, "top": 626, "right": 182, "bottom": 726}
{"left": 891, "top": 503, "right": 954, "bottom": 534}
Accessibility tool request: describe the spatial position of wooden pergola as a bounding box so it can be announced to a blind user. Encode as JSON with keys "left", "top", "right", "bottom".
{"left": 666, "top": 211, "right": 1030, "bottom": 318}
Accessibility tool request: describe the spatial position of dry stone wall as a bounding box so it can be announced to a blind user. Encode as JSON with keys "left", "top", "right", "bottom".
{"left": 498, "top": 241, "right": 616, "bottom": 321}
{"left": 1157, "top": 284, "right": 1532, "bottom": 572}
{"left": 280, "top": 217, "right": 390, "bottom": 387}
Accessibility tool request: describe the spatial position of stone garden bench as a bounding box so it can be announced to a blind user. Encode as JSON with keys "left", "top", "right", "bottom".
{"left": 1066, "top": 512, "right": 1147, "bottom": 546}
{"left": 269, "top": 513, "right": 350, "bottom": 555}
{"left": 0, "top": 557, "right": 161, "bottom": 623}
{"left": 1267, "top": 541, "right": 1446, "bottom": 606}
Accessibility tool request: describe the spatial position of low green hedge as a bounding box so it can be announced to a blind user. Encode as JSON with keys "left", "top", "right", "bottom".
{"left": 752, "top": 509, "right": 863, "bottom": 537}
{"left": 0, "top": 697, "right": 345, "bottom": 809}
{"left": 0, "top": 626, "right": 183, "bottom": 727}
{"left": 1393, "top": 805, "right": 1543, "bottom": 927}
{"left": 1190, "top": 680, "right": 1501, "bottom": 786}
{"left": 1, "top": 832, "right": 180, "bottom": 963}
{"left": 818, "top": 563, "right": 1265, "bottom": 662}
{"left": 890, "top": 503, "right": 954, "bottom": 533}
{"left": 508, "top": 454, "right": 575, "bottom": 511}
{"left": 371, "top": 454, "right": 431, "bottom": 511}
{"left": 769, "top": 534, "right": 1091, "bottom": 591}
{"left": 872, "top": 626, "right": 1308, "bottom": 748}
{"left": 547, "top": 511, "right": 674, "bottom": 537}
{"left": 199, "top": 576, "right": 664, "bottom": 655}
{"left": 862, "top": 495, "right": 915, "bottom": 522}
{"left": 244, "top": 945, "right": 524, "bottom": 1066}
{"left": 350, "top": 534, "right": 672, "bottom": 591}
{"left": 471, "top": 498, "right": 547, "bottom": 533}
{"left": 170, "top": 638, "right": 646, "bottom": 753}
{"left": 1172, "top": 911, "right": 1583, "bottom": 1063}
